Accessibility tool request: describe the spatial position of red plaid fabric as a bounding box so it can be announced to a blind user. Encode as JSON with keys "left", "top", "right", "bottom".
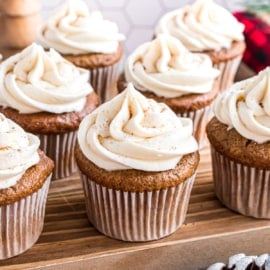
{"left": 234, "top": 11, "right": 270, "bottom": 73}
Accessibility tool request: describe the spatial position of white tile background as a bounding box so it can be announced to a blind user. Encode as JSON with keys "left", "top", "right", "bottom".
{"left": 40, "top": 0, "right": 245, "bottom": 57}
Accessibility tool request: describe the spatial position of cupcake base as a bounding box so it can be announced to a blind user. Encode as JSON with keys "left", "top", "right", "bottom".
{"left": 178, "top": 104, "right": 212, "bottom": 149}
{"left": 205, "top": 40, "right": 246, "bottom": 92}
{"left": 214, "top": 55, "right": 243, "bottom": 92}
{"left": 210, "top": 146, "right": 270, "bottom": 219}
{"left": 0, "top": 174, "right": 51, "bottom": 260}
{"left": 39, "top": 131, "right": 77, "bottom": 180}
{"left": 89, "top": 63, "right": 120, "bottom": 104}
{"left": 80, "top": 172, "right": 196, "bottom": 242}
{"left": 64, "top": 45, "right": 123, "bottom": 104}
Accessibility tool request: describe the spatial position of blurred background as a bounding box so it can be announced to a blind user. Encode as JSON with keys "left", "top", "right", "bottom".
{"left": 1, "top": 0, "right": 269, "bottom": 74}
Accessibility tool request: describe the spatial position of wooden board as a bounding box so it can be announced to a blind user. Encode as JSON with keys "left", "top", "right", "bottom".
{"left": 1, "top": 145, "right": 270, "bottom": 270}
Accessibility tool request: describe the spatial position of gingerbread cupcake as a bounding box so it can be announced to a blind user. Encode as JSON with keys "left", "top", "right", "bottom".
{"left": 37, "top": 0, "right": 125, "bottom": 103}
{"left": 118, "top": 34, "right": 220, "bottom": 147}
{"left": 155, "top": 0, "right": 246, "bottom": 92}
{"left": 0, "top": 113, "right": 54, "bottom": 259}
{"left": 75, "top": 83, "right": 199, "bottom": 242}
{"left": 207, "top": 67, "right": 270, "bottom": 219}
{"left": 0, "top": 43, "right": 99, "bottom": 180}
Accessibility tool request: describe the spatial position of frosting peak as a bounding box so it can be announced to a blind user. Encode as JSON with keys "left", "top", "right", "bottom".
{"left": 37, "top": 0, "right": 125, "bottom": 55}
{"left": 0, "top": 43, "right": 93, "bottom": 114}
{"left": 0, "top": 113, "right": 40, "bottom": 189}
{"left": 214, "top": 67, "right": 270, "bottom": 143}
{"left": 78, "top": 83, "right": 198, "bottom": 171}
{"left": 125, "top": 34, "right": 220, "bottom": 98}
{"left": 155, "top": 0, "right": 244, "bottom": 51}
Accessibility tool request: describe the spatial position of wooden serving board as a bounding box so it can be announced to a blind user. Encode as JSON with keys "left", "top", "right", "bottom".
{"left": 1, "top": 145, "right": 270, "bottom": 270}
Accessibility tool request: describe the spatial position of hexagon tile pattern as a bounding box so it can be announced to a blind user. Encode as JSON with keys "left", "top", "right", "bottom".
{"left": 40, "top": 0, "right": 244, "bottom": 58}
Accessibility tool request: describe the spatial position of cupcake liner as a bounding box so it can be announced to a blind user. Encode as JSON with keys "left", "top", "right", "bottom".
{"left": 0, "top": 175, "right": 51, "bottom": 260}
{"left": 214, "top": 55, "right": 242, "bottom": 92}
{"left": 210, "top": 146, "right": 270, "bottom": 219}
{"left": 178, "top": 104, "right": 212, "bottom": 149}
{"left": 38, "top": 131, "right": 77, "bottom": 180}
{"left": 80, "top": 172, "right": 196, "bottom": 242}
{"left": 90, "top": 62, "right": 120, "bottom": 104}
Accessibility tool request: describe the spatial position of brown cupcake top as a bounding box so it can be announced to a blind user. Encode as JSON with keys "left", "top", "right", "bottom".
{"left": 0, "top": 150, "right": 54, "bottom": 206}
{"left": 64, "top": 44, "right": 123, "bottom": 69}
{"left": 0, "top": 92, "right": 99, "bottom": 134}
{"left": 206, "top": 117, "right": 270, "bottom": 169}
{"left": 205, "top": 40, "right": 246, "bottom": 64}
{"left": 117, "top": 73, "right": 219, "bottom": 114}
{"left": 75, "top": 144, "right": 199, "bottom": 192}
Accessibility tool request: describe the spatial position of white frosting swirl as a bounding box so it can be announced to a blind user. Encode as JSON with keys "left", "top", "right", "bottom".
{"left": 206, "top": 263, "right": 226, "bottom": 270}
{"left": 78, "top": 83, "right": 198, "bottom": 171}
{"left": 155, "top": 0, "right": 244, "bottom": 52}
{"left": 207, "top": 253, "right": 270, "bottom": 270}
{"left": 0, "top": 43, "right": 93, "bottom": 114}
{"left": 214, "top": 67, "right": 270, "bottom": 144}
{"left": 37, "top": 0, "right": 125, "bottom": 55}
{"left": 125, "top": 34, "right": 220, "bottom": 98}
{"left": 0, "top": 113, "right": 40, "bottom": 189}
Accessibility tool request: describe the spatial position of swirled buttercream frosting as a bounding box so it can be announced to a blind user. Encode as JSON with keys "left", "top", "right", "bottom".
{"left": 78, "top": 83, "right": 198, "bottom": 171}
{"left": 155, "top": 0, "right": 244, "bottom": 52}
{"left": 0, "top": 43, "right": 93, "bottom": 114}
{"left": 125, "top": 34, "right": 220, "bottom": 98}
{"left": 214, "top": 67, "right": 270, "bottom": 144}
{"left": 0, "top": 113, "right": 40, "bottom": 189}
{"left": 37, "top": 0, "right": 125, "bottom": 55}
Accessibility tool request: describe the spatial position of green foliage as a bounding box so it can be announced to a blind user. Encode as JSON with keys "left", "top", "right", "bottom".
{"left": 244, "top": 0, "right": 270, "bottom": 11}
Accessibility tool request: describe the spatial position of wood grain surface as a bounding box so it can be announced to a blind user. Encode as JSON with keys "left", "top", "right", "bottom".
{"left": 1, "top": 144, "right": 270, "bottom": 270}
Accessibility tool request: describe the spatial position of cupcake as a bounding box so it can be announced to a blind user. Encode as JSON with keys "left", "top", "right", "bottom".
{"left": 118, "top": 34, "right": 220, "bottom": 147}
{"left": 37, "top": 0, "right": 125, "bottom": 103}
{"left": 206, "top": 67, "right": 270, "bottom": 219}
{"left": 207, "top": 253, "right": 270, "bottom": 270}
{"left": 0, "top": 113, "right": 54, "bottom": 259}
{"left": 155, "top": 0, "right": 246, "bottom": 92}
{"left": 0, "top": 43, "right": 99, "bottom": 180}
{"left": 75, "top": 83, "right": 199, "bottom": 242}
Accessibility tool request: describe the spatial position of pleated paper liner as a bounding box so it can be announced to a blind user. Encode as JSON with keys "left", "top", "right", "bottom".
{"left": 214, "top": 55, "right": 242, "bottom": 92}
{"left": 0, "top": 175, "right": 51, "bottom": 260}
{"left": 39, "top": 131, "right": 77, "bottom": 180}
{"left": 178, "top": 104, "right": 212, "bottom": 149}
{"left": 210, "top": 146, "right": 270, "bottom": 219}
{"left": 89, "top": 62, "right": 120, "bottom": 104}
{"left": 80, "top": 172, "right": 196, "bottom": 242}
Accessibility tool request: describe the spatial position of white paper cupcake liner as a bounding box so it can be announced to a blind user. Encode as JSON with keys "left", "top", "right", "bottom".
{"left": 90, "top": 62, "right": 120, "bottom": 104}
{"left": 214, "top": 55, "right": 242, "bottom": 92}
{"left": 0, "top": 175, "right": 51, "bottom": 260}
{"left": 38, "top": 131, "right": 77, "bottom": 180}
{"left": 178, "top": 104, "right": 212, "bottom": 149}
{"left": 80, "top": 172, "right": 196, "bottom": 242}
{"left": 210, "top": 146, "right": 270, "bottom": 219}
